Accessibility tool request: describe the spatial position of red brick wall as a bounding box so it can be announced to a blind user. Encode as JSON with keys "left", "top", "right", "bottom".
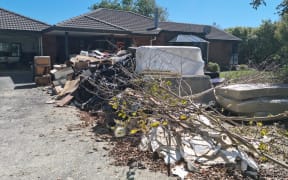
{"left": 154, "top": 32, "right": 235, "bottom": 69}
{"left": 208, "top": 40, "right": 233, "bottom": 70}
{"left": 131, "top": 36, "right": 152, "bottom": 46}
{"left": 154, "top": 32, "right": 179, "bottom": 45}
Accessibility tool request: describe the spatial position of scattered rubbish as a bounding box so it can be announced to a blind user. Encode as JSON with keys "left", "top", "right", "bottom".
{"left": 171, "top": 164, "right": 188, "bottom": 180}
{"left": 42, "top": 47, "right": 288, "bottom": 179}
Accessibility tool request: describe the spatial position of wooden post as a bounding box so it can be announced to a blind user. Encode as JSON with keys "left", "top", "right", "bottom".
{"left": 65, "top": 31, "right": 69, "bottom": 61}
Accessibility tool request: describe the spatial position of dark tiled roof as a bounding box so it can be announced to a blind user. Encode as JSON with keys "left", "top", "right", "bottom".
{"left": 0, "top": 8, "right": 50, "bottom": 32}
{"left": 205, "top": 27, "right": 242, "bottom": 41}
{"left": 160, "top": 22, "right": 241, "bottom": 41}
{"left": 57, "top": 15, "right": 127, "bottom": 32}
{"left": 159, "top": 22, "right": 204, "bottom": 33}
{"left": 56, "top": 8, "right": 159, "bottom": 35}
{"left": 56, "top": 8, "right": 240, "bottom": 40}
{"left": 87, "top": 8, "right": 158, "bottom": 34}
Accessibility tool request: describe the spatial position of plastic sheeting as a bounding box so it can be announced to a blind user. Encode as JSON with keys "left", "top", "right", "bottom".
{"left": 135, "top": 46, "right": 204, "bottom": 76}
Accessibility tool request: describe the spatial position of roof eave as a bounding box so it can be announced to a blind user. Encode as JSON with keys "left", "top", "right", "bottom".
{"left": 0, "top": 29, "right": 44, "bottom": 34}
{"left": 43, "top": 25, "right": 131, "bottom": 35}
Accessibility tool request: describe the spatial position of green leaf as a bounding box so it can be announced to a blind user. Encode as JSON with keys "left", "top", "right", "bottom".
{"left": 181, "top": 99, "right": 187, "bottom": 105}
{"left": 150, "top": 121, "right": 160, "bottom": 128}
{"left": 130, "top": 129, "right": 139, "bottom": 135}
{"left": 162, "top": 120, "right": 168, "bottom": 126}
{"left": 179, "top": 114, "right": 188, "bottom": 120}
{"left": 260, "top": 128, "right": 268, "bottom": 136}
{"left": 257, "top": 122, "right": 263, "bottom": 127}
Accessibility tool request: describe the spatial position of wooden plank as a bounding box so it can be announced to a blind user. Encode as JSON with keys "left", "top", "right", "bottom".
{"left": 55, "top": 94, "right": 74, "bottom": 107}
{"left": 59, "top": 78, "right": 80, "bottom": 96}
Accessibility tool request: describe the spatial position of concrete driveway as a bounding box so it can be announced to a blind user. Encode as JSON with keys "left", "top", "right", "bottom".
{"left": 0, "top": 71, "right": 173, "bottom": 180}
{"left": 0, "top": 71, "right": 34, "bottom": 90}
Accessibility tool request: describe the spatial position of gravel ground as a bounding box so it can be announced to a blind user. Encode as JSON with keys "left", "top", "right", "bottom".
{"left": 0, "top": 73, "right": 174, "bottom": 180}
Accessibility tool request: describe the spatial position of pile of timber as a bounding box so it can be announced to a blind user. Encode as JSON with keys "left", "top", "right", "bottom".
{"left": 47, "top": 49, "right": 134, "bottom": 107}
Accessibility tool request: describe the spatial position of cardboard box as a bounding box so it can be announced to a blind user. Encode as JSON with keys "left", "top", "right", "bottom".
{"left": 35, "top": 75, "right": 51, "bottom": 86}
{"left": 34, "top": 56, "right": 51, "bottom": 66}
{"left": 35, "top": 66, "right": 51, "bottom": 76}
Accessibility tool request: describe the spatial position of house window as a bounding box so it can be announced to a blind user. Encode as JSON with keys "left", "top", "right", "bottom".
{"left": 0, "top": 42, "right": 10, "bottom": 56}
{"left": 230, "top": 53, "right": 238, "bottom": 65}
{"left": 10, "top": 43, "right": 21, "bottom": 57}
{"left": 0, "top": 42, "right": 21, "bottom": 59}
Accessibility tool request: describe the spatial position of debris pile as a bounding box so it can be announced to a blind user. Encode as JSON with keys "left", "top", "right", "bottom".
{"left": 45, "top": 49, "right": 288, "bottom": 179}
{"left": 47, "top": 49, "right": 134, "bottom": 107}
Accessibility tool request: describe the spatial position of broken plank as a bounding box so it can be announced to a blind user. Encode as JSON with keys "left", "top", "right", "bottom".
{"left": 55, "top": 94, "right": 74, "bottom": 107}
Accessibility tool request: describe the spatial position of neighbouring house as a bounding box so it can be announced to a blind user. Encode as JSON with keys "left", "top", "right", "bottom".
{"left": 0, "top": 7, "right": 241, "bottom": 69}
{"left": 0, "top": 8, "right": 50, "bottom": 65}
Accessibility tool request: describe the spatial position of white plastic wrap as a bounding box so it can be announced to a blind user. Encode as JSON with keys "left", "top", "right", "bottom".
{"left": 135, "top": 46, "right": 204, "bottom": 75}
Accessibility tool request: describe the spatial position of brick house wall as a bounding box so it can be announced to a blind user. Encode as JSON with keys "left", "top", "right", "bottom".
{"left": 42, "top": 32, "right": 237, "bottom": 70}
{"left": 131, "top": 35, "right": 152, "bottom": 46}
{"left": 208, "top": 40, "right": 235, "bottom": 70}
{"left": 154, "top": 32, "right": 237, "bottom": 70}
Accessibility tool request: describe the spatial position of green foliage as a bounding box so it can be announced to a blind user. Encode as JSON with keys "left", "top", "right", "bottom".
{"left": 253, "top": 20, "right": 281, "bottom": 63}
{"left": 134, "top": 0, "right": 155, "bottom": 18}
{"left": 278, "top": 64, "right": 288, "bottom": 82}
{"left": 90, "top": 0, "right": 168, "bottom": 21}
{"left": 250, "top": 0, "right": 288, "bottom": 16}
{"left": 226, "top": 27, "right": 257, "bottom": 64}
{"left": 207, "top": 62, "right": 220, "bottom": 72}
{"left": 239, "top": 64, "right": 249, "bottom": 70}
{"left": 90, "top": 0, "right": 122, "bottom": 10}
{"left": 226, "top": 19, "right": 287, "bottom": 65}
{"left": 250, "top": 0, "right": 266, "bottom": 9}
{"left": 220, "top": 70, "right": 258, "bottom": 79}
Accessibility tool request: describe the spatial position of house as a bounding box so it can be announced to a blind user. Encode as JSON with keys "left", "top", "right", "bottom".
{"left": 0, "top": 7, "right": 241, "bottom": 69}
{"left": 43, "top": 8, "right": 241, "bottom": 69}
{"left": 0, "top": 8, "right": 50, "bottom": 64}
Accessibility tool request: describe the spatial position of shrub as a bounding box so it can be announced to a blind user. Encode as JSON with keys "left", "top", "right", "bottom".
{"left": 278, "top": 65, "right": 288, "bottom": 83}
{"left": 207, "top": 62, "right": 220, "bottom": 72}
{"left": 239, "top": 64, "right": 249, "bottom": 70}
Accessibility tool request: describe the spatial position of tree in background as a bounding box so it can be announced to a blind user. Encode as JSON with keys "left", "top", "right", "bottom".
{"left": 253, "top": 20, "right": 281, "bottom": 63}
{"left": 250, "top": 0, "right": 288, "bottom": 15}
{"left": 226, "top": 18, "right": 288, "bottom": 66}
{"left": 226, "top": 27, "right": 257, "bottom": 64}
{"left": 275, "top": 14, "right": 288, "bottom": 63}
{"left": 90, "top": 0, "right": 121, "bottom": 10}
{"left": 90, "top": 0, "right": 168, "bottom": 21}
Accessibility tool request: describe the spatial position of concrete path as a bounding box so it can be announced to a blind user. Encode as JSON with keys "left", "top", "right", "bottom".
{"left": 0, "top": 74, "right": 173, "bottom": 180}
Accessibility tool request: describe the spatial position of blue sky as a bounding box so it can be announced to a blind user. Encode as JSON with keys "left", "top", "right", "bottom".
{"left": 0, "top": 0, "right": 282, "bottom": 29}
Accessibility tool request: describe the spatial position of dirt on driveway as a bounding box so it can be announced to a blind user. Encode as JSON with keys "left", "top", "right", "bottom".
{"left": 0, "top": 74, "right": 173, "bottom": 180}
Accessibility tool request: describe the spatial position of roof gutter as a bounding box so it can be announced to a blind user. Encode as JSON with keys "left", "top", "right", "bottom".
{"left": 42, "top": 25, "right": 131, "bottom": 35}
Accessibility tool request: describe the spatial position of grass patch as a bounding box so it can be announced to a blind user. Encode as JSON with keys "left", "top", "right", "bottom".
{"left": 220, "top": 70, "right": 258, "bottom": 79}
{"left": 220, "top": 69, "right": 277, "bottom": 83}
